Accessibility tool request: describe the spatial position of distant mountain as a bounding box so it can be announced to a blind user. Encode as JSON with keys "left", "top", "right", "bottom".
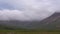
{"left": 0, "top": 12, "right": 60, "bottom": 30}
{"left": 38, "top": 12, "right": 60, "bottom": 30}
{"left": 27, "top": 12, "right": 60, "bottom": 29}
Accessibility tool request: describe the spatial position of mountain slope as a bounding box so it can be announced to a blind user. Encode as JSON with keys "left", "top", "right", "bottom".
{"left": 27, "top": 12, "right": 60, "bottom": 29}
{"left": 0, "top": 12, "right": 60, "bottom": 30}
{"left": 37, "top": 12, "right": 60, "bottom": 30}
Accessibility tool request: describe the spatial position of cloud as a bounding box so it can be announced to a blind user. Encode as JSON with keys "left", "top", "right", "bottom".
{"left": 0, "top": 0, "right": 60, "bottom": 21}
{"left": 0, "top": 9, "right": 54, "bottom": 21}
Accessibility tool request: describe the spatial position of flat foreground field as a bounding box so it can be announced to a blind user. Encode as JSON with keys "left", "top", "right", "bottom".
{"left": 0, "top": 30, "right": 60, "bottom": 34}
{"left": 0, "top": 32, "right": 60, "bottom": 34}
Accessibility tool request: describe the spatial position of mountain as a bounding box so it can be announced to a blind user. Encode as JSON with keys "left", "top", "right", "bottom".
{"left": 0, "top": 12, "right": 60, "bottom": 30}
{"left": 37, "top": 12, "right": 60, "bottom": 30}
{"left": 27, "top": 12, "right": 60, "bottom": 29}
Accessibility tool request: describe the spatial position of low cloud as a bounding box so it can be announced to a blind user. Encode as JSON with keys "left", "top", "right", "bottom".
{"left": 0, "top": 0, "right": 60, "bottom": 21}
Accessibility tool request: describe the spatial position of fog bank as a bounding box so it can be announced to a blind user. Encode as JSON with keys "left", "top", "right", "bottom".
{"left": 0, "top": 0, "right": 60, "bottom": 21}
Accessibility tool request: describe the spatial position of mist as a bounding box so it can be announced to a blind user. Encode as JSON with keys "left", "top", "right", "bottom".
{"left": 0, "top": 0, "right": 60, "bottom": 21}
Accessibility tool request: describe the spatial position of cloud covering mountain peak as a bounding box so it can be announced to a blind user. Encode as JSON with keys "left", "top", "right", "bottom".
{"left": 0, "top": 0, "right": 59, "bottom": 21}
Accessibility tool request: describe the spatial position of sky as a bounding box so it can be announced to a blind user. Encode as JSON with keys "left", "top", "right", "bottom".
{"left": 0, "top": 0, "right": 60, "bottom": 21}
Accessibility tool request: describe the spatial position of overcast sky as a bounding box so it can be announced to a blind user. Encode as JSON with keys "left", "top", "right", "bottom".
{"left": 0, "top": 0, "right": 60, "bottom": 21}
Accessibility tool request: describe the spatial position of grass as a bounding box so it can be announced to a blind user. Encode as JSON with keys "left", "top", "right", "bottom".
{"left": 0, "top": 32, "right": 60, "bottom": 34}
{"left": 0, "top": 28, "right": 59, "bottom": 34}
{"left": 0, "top": 29, "right": 59, "bottom": 34}
{"left": 0, "top": 26, "right": 60, "bottom": 34}
{"left": 0, "top": 30, "right": 60, "bottom": 34}
{"left": 0, "top": 23, "right": 59, "bottom": 34}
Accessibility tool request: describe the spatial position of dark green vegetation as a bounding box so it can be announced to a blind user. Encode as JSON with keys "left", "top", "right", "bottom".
{"left": 0, "top": 32, "right": 60, "bottom": 34}
{"left": 0, "top": 24, "right": 57, "bottom": 32}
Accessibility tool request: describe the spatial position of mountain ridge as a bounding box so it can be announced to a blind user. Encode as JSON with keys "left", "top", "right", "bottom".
{"left": 0, "top": 12, "right": 60, "bottom": 29}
